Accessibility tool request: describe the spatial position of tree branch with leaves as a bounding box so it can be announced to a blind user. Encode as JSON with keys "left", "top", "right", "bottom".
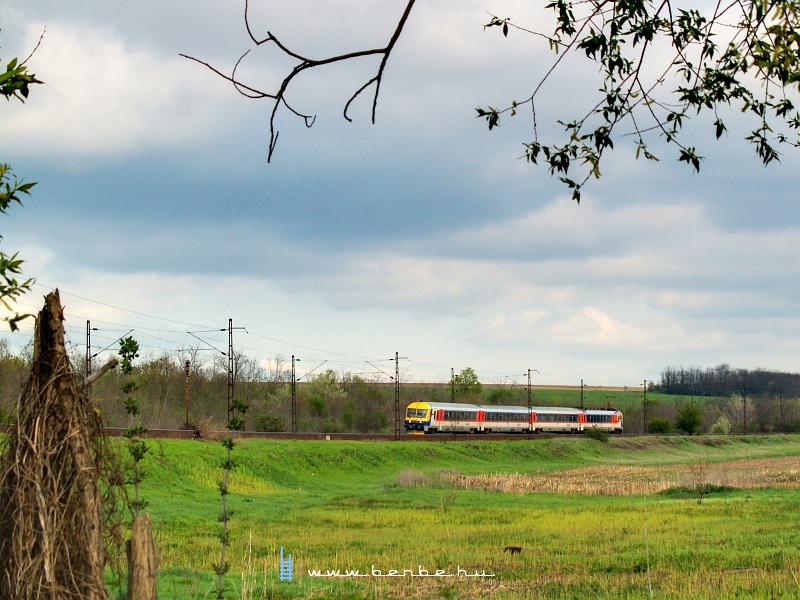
{"left": 186, "top": 1, "right": 800, "bottom": 202}
{"left": 1, "top": 51, "right": 42, "bottom": 329}
{"left": 479, "top": 1, "right": 800, "bottom": 201}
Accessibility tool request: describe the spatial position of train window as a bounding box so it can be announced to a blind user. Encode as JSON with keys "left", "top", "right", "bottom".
{"left": 587, "top": 414, "right": 611, "bottom": 423}
{"left": 483, "top": 411, "right": 532, "bottom": 422}
{"left": 442, "top": 411, "right": 476, "bottom": 421}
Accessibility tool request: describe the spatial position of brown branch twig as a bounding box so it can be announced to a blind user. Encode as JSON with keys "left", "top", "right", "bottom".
{"left": 181, "top": 0, "right": 418, "bottom": 160}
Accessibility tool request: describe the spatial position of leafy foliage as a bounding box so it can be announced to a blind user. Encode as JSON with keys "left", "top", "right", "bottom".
{"left": 0, "top": 135, "right": 37, "bottom": 330}
{"left": 217, "top": 349, "right": 249, "bottom": 600}
{"left": 450, "top": 367, "right": 483, "bottom": 399}
{"left": 584, "top": 426, "right": 609, "bottom": 443}
{"left": 1, "top": 54, "right": 42, "bottom": 330}
{"left": 118, "top": 336, "right": 147, "bottom": 516}
{"left": 479, "top": 1, "right": 800, "bottom": 201}
{"left": 647, "top": 417, "right": 673, "bottom": 434}
{"left": 0, "top": 57, "right": 41, "bottom": 101}
{"left": 118, "top": 336, "right": 140, "bottom": 376}
{"left": 675, "top": 401, "right": 704, "bottom": 435}
{"left": 486, "top": 387, "right": 516, "bottom": 405}
{"left": 253, "top": 413, "right": 286, "bottom": 432}
{"left": 708, "top": 414, "right": 732, "bottom": 435}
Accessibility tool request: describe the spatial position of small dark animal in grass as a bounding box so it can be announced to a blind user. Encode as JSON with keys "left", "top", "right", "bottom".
{"left": 504, "top": 546, "right": 522, "bottom": 555}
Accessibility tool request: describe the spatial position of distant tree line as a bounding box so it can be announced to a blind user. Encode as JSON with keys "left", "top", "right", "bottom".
{"left": 0, "top": 340, "right": 440, "bottom": 433}
{"left": 1, "top": 345, "right": 799, "bottom": 435}
{"left": 656, "top": 364, "right": 800, "bottom": 398}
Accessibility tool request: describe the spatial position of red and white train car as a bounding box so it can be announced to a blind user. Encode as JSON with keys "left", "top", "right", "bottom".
{"left": 404, "top": 402, "right": 623, "bottom": 434}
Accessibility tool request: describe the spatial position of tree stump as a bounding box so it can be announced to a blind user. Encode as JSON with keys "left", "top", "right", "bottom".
{"left": 0, "top": 289, "right": 107, "bottom": 599}
{"left": 126, "top": 512, "right": 158, "bottom": 599}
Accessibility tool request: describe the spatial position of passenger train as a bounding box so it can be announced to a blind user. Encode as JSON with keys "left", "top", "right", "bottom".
{"left": 404, "top": 401, "right": 623, "bottom": 434}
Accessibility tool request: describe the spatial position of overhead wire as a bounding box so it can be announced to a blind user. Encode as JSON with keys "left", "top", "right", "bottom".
{"left": 0, "top": 281, "right": 643, "bottom": 386}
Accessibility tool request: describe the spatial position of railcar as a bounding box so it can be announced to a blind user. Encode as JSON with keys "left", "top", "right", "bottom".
{"left": 404, "top": 401, "right": 623, "bottom": 434}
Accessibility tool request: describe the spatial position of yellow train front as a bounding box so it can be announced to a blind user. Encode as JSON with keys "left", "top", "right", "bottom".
{"left": 405, "top": 401, "right": 623, "bottom": 434}
{"left": 404, "top": 401, "right": 435, "bottom": 433}
{"left": 405, "top": 402, "right": 487, "bottom": 434}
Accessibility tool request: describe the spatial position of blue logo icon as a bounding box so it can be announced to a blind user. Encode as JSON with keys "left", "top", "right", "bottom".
{"left": 280, "top": 546, "right": 294, "bottom": 582}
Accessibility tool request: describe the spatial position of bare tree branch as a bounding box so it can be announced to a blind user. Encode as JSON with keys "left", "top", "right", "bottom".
{"left": 82, "top": 356, "right": 119, "bottom": 389}
{"left": 181, "top": 0, "right": 417, "bottom": 161}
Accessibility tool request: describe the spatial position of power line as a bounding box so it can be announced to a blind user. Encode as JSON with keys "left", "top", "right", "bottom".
{"left": 0, "top": 282, "right": 647, "bottom": 387}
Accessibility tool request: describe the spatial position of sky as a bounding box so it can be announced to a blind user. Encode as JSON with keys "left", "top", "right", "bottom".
{"left": 1, "top": 0, "right": 800, "bottom": 388}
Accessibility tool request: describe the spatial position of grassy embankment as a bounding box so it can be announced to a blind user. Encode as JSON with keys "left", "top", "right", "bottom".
{"left": 122, "top": 435, "right": 800, "bottom": 599}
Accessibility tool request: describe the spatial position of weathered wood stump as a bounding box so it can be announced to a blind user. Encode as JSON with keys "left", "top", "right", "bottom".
{"left": 127, "top": 512, "right": 158, "bottom": 599}
{"left": 0, "top": 289, "right": 107, "bottom": 599}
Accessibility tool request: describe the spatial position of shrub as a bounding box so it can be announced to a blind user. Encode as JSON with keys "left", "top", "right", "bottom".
{"left": 585, "top": 427, "right": 609, "bottom": 443}
{"left": 308, "top": 396, "right": 326, "bottom": 417}
{"left": 708, "top": 415, "right": 731, "bottom": 435}
{"left": 253, "top": 414, "right": 285, "bottom": 432}
{"left": 647, "top": 417, "right": 672, "bottom": 434}
{"left": 486, "top": 388, "right": 515, "bottom": 405}
{"left": 675, "top": 402, "right": 703, "bottom": 435}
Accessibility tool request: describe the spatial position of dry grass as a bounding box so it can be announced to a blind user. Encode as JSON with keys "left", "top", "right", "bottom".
{"left": 194, "top": 415, "right": 227, "bottom": 442}
{"left": 443, "top": 455, "right": 800, "bottom": 496}
{"left": 396, "top": 468, "right": 459, "bottom": 488}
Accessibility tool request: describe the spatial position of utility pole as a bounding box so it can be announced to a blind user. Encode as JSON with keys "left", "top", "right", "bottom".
{"left": 86, "top": 320, "right": 91, "bottom": 379}
{"left": 227, "top": 319, "right": 246, "bottom": 427}
{"left": 742, "top": 383, "right": 747, "bottom": 435}
{"left": 85, "top": 321, "right": 98, "bottom": 393}
{"left": 184, "top": 360, "right": 190, "bottom": 427}
{"left": 291, "top": 355, "right": 299, "bottom": 433}
{"left": 580, "top": 379, "right": 584, "bottom": 410}
{"left": 528, "top": 369, "right": 533, "bottom": 437}
{"left": 228, "top": 319, "right": 234, "bottom": 426}
{"left": 643, "top": 379, "right": 648, "bottom": 435}
{"left": 391, "top": 352, "right": 408, "bottom": 439}
{"left": 395, "top": 352, "right": 400, "bottom": 439}
{"left": 450, "top": 368, "right": 454, "bottom": 403}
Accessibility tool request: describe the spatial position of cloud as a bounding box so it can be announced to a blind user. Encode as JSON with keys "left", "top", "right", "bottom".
{"left": 3, "top": 1, "right": 800, "bottom": 387}
{"left": 0, "top": 22, "right": 233, "bottom": 164}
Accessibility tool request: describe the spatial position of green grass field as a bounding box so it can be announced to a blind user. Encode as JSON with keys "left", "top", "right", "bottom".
{"left": 120, "top": 435, "right": 800, "bottom": 599}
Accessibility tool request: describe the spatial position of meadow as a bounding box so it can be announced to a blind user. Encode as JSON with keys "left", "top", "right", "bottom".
{"left": 127, "top": 435, "right": 800, "bottom": 599}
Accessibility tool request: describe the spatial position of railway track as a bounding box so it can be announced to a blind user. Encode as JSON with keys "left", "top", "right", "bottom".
{"left": 103, "top": 428, "right": 609, "bottom": 441}
{"left": 0, "top": 424, "right": 772, "bottom": 441}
